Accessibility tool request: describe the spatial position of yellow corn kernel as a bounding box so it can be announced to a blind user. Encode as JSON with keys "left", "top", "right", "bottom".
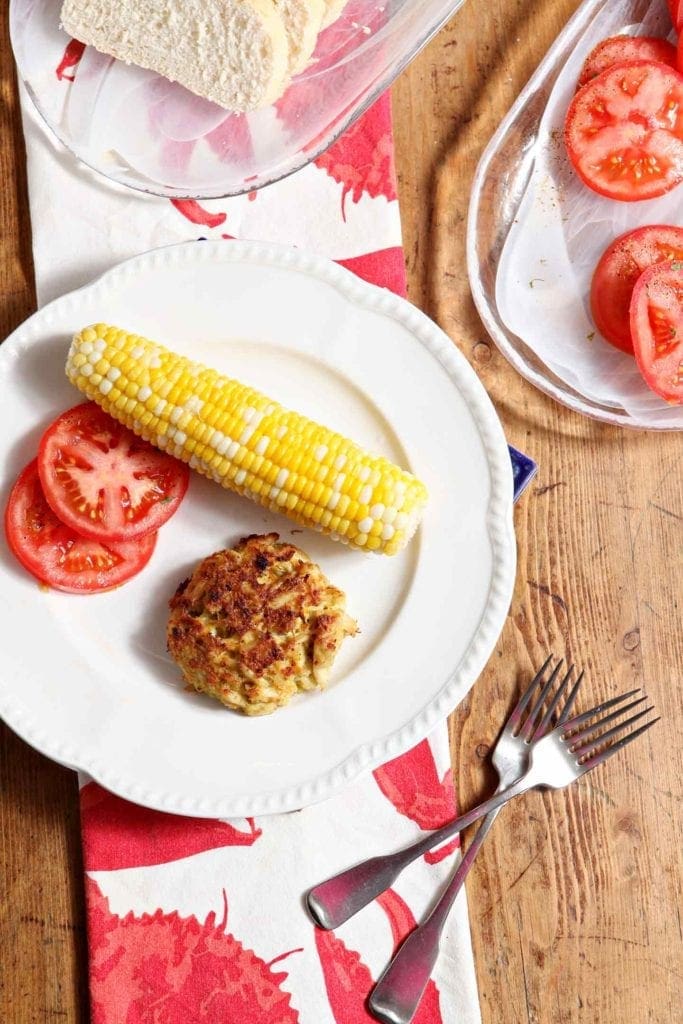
{"left": 66, "top": 325, "right": 428, "bottom": 555}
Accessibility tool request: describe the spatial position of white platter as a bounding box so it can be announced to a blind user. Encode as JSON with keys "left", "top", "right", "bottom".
{"left": 0, "top": 240, "right": 515, "bottom": 817}
{"left": 468, "top": 0, "right": 683, "bottom": 429}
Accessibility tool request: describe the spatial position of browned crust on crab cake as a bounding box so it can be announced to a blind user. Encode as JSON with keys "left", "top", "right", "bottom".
{"left": 167, "top": 533, "right": 357, "bottom": 715}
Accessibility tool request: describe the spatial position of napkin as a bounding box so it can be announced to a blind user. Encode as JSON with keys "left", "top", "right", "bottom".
{"left": 19, "top": 76, "right": 485, "bottom": 1022}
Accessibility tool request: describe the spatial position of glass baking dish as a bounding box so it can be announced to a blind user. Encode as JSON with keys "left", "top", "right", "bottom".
{"left": 11, "top": 0, "right": 467, "bottom": 200}
{"left": 467, "top": 0, "right": 683, "bottom": 430}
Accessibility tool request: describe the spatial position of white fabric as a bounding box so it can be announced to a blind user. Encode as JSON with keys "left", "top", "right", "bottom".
{"left": 19, "top": 83, "right": 481, "bottom": 1024}
{"left": 20, "top": 90, "right": 402, "bottom": 307}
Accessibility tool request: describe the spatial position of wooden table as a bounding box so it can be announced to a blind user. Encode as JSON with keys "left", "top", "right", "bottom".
{"left": 1, "top": 1, "right": 681, "bottom": 1021}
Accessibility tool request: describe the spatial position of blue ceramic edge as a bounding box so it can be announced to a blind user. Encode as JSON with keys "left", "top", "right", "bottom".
{"left": 509, "top": 445, "right": 537, "bottom": 503}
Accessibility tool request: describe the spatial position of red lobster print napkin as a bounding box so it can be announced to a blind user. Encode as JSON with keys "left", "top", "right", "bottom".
{"left": 19, "top": 55, "right": 483, "bottom": 1024}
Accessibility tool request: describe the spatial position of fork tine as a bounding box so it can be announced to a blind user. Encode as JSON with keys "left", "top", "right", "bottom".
{"left": 580, "top": 717, "right": 659, "bottom": 770}
{"left": 520, "top": 660, "right": 563, "bottom": 740}
{"left": 561, "top": 688, "right": 641, "bottom": 736}
{"left": 566, "top": 695, "right": 648, "bottom": 748}
{"left": 572, "top": 706, "right": 654, "bottom": 758}
{"left": 557, "top": 670, "right": 584, "bottom": 726}
{"left": 532, "top": 664, "right": 574, "bottom": 741}
{"left": 507, "top": 654, "right": 554, "bottom": 730}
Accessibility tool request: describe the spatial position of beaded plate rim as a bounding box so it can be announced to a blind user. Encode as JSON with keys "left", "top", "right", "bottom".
{"left": 0, "top": 240, "right": 516, "bottom": 817}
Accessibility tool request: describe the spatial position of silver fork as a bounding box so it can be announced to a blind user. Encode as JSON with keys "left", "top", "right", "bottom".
{"left": 307, "top": 655, "right": 581, "bottom": 932}
{"left": 365, "top": 657, "right": 581, "bottom": 1021}
{"left": 367, "top": 688, "right": 658, "bottom": 1024}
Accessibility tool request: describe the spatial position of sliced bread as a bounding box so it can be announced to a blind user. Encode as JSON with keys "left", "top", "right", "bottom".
{"left": 321, "top": 0, "right": 349, "bottom": 29}
{"left": 60, "top": 0, "right": 290, "bottom": 112}
{"left": 275, "top": 0, "right": 325, "bottom": 75}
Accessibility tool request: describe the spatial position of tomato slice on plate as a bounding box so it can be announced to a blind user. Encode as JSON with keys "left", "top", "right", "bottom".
{"left": 669, "top": 0, "right": 683, "bottom": 32}
{"left": 5, "top": 460, "right": 157, "bottom": 593}
{"left": 38, "top": 402, "right": 189, "bottom": 543}
{"left": 565, "top": 60, "right": 683, "bottom": 201}
{"left": 591, "top": 225, "right": 683, "bottom": 353}
{"left": 578, "top": 37, "right": 677, "bottom": 90}
{"left": 630, "top": 261, "right": 683, "bottom": 403}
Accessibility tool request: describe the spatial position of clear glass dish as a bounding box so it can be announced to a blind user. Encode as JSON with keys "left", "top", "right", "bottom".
{"left": 11, "top": 0, "right": 466, "bottom": 200}
{"left": 467, "top": 0, "right": 683, "bottom": 430}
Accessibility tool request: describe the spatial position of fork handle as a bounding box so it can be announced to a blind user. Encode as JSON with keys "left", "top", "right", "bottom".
{"left": 307, "top": 775, "right": 532, "bottom": 931}
{"left": 368, "top": 806, "right": 502, "bottom": 1024}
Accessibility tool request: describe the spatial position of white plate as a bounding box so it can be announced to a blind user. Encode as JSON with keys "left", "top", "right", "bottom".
{"left": 468, "top": 0, "right": 683, "bottom": 430}
{"left": 0, "top": 241, "right": 515, "bottom": 817}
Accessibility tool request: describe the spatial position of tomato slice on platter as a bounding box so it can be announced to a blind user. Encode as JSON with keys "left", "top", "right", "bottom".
{"left": 630, "top": 260, "right": 683, "bottom": 403}
{"left": 565, "top": 60, "right": 683, "bottom": 201}
{"left": 591, "top": 224, "right": 683, "bottom": 353}
{"left": 668, "top": 0, "right": 683, "bottom": 32}
{"left": 5, "top": 460, "right": 157, "bottom": 593}
{"left": 38, "top": 402, "right": 189, "bottom": 543}
{"left": 577, "top": 37, "right": 677, "bottom": 90}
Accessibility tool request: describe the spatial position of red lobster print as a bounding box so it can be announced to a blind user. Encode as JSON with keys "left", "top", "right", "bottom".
{"left": 373, "top": 740, "right": 459, "bottom": 865}
{"left": 87, "top": 879, "right": 301, "bottom": 1023}
{"left": 315, "top": 94, "right": 398, "bottom": 220}
{"left": 337, "top": 248, "right": 407, "bottom": 297}
{"left": 314, "top": 888, "right": 442, "bottom": 1023}
{"left": 80, "top": 781, "right": 262, "bottom": 871}
{"left": 56, "top": 38, "right": 86, "bottom": 82}
{"left": 169, "top": 198, "right": 227, "bottom": 228}
{"left": 205, "top": 112, "right": 254, "bottom": 166}
{"left": 166, "top": 115, "right": 252, "bottom": 228}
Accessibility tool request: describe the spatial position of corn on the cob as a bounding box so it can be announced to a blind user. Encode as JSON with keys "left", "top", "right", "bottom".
{"left": 66, "top": 324, "right": 428, "bottom": 555}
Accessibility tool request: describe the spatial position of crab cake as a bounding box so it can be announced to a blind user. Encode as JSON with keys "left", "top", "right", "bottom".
{"left": 167, "top": 533, "right": 357, "bottom": 715}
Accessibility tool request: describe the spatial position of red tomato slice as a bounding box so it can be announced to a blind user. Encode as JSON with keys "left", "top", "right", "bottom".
{"left": 565, "top": 61, "right": 683, "bottom": 201}
{"left": 669, "top": 0, "right": 683, "bottom": 32}
{"left": 591, "top": 225, "right": 683, "bottom": 353}
{"left": 38, "top": 402, "right": 189, "bottom": 543}
{"left": 578, "top": 37, "right": 677, "bottom": 90}
{"left": 630, "top": 261, "right": 683, "bottom": 403}
{"left": 5, "top": 460, "right": 157, "bottom": 593}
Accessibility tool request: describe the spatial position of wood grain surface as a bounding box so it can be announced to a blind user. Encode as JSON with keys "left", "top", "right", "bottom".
{"left": 1, "top": 1, "right": 682, "bottom": 1022}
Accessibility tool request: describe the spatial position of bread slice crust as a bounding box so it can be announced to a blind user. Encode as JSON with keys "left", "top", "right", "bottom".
{"left": 320, "top": 0, "right": 348, "bottom": 30}
{"left": 276, "top": 0, "right": 325, "bottom": 76}
{"left": 61, "top": 0, "right": 291, "bottom": 111}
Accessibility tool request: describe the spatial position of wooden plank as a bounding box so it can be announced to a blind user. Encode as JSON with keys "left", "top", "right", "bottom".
{"left": 0, "top": 1, "right": 681, "bottom": 1021}
{"left": 0, "top": 9, "right": 88, "bottom": 1024}
{"left": 393, "top": 2, "right": 682, "bottom": 1022}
